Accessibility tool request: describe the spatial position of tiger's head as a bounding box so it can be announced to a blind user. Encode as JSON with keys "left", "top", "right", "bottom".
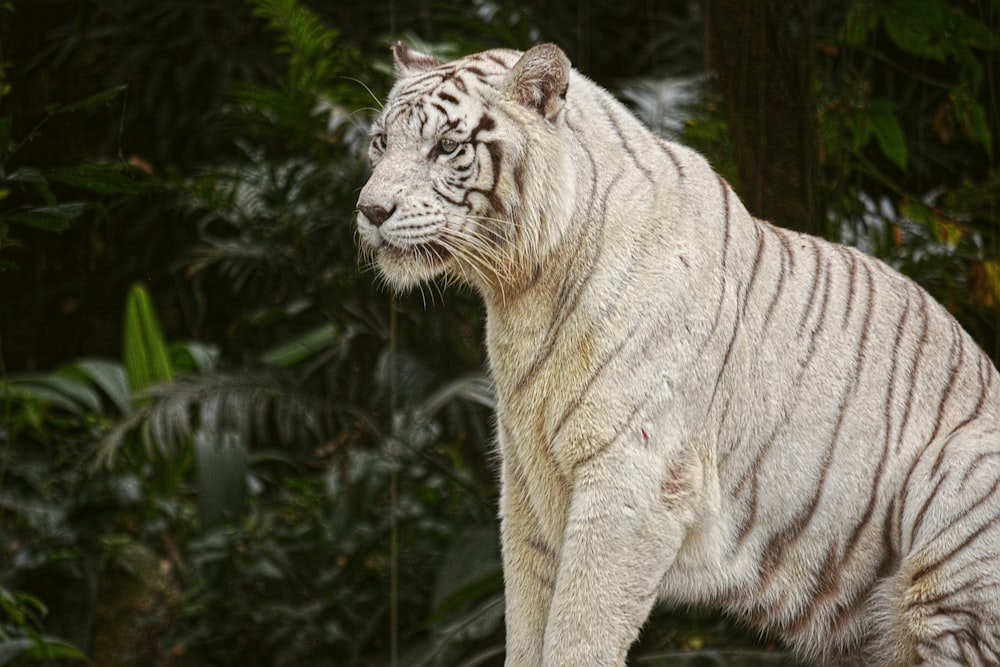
{"left": 356, "top": 43, "right": 576, "bottom": 295}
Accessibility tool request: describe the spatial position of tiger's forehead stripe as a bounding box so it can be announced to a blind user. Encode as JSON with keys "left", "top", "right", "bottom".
{"left": 381, "top": 71, "right": 505, "bottom": 145}
{"left": 374, "top": 49, "right": 528, "bottom": 145}
{"left": 383, "top": 49, "right": 517, "bottom": 118}
{"left": 393, "top": 76, "right": 492, "bottom": 109}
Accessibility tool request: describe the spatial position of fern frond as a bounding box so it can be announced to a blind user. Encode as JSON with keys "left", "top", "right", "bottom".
{"left": 94, "top": 370, "right": 328, "bottom": 472}
{"left": 249, "top": 0, "right": 345, "bottom": 96}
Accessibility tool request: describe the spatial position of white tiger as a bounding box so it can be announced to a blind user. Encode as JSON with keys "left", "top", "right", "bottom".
{"left": 356, "top": 42, "right": 1000, "bottom": 666}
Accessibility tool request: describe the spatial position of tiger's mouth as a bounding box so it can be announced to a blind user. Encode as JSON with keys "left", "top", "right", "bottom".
{"left": 379, "top": 239, "right": 453, "bottom": 267}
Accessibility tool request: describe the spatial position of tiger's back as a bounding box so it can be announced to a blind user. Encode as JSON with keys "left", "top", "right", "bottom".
{"left": 356, "top": 42, "right": 1000, "bottom": 666}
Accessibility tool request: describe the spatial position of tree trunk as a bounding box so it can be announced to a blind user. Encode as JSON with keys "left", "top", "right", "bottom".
{"left": 703, "top": 0, "right": 825, "bottom": 237}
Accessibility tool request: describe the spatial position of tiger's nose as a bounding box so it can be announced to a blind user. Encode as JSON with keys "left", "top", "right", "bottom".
{"left": 358, "top": 204, "right": 394, "bottom": 227}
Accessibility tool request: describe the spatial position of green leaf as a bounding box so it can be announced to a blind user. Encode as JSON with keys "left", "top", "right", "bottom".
{"left": 880, "top": 1, "right": 948, "bottom": 61}
{"left": 952, "top": 97, "right": 993, "bottom": 157}
{"left": 122, "top": 283, "right": 173, "bottom": 401}
{"left": 36, "top": 374, "right": 102, "bottom": 415}
{"left": 967, "top": 105, "right": 992, "bottom": 156}
{"left": 0, "top": 587, "right": 46, "bottom": 628}
{"left": 7, "top": 638, "right": 87, "bottom": 663}
{"left": 4, "top": 167, "right": 47, "bottom": 185}
{"left": 260, "top": 323, "right": 339, "bottom": 367}
{"left": 61, "top": 358, "right": 131, "bottom": 416}
{"left": 4, "top": 168, "right": 55, "bottom": 205}
{"left": 32, "top": 637, "right": 87, "bottom": 661}
{"left": 868, "top": 103, "right": 908, "bottom": 170}
{"left": 4, "top": 375, "right": 91, "bottom": 416}
{"left": 169, "top": 340, "right": 219, "bottom": 374}
{"left": 871, "top": 116, "right": 908, "bottom": 170}
{"left": 56, "top": 84, "right": 127, "bottom": 114}
{"left": 0, "top": 588, "right": 86, "bottom": 664}
{"left": 46, "top": 163, "right": 146, "bottom": 196}
{"left": 841, "top": 1, "right": 879, "bottom": 45}
{"left": 0, "top": 639, "right": 38, "bottom": 665}
{"left": 7, "top": 202, "right": 87, "bottom": 232}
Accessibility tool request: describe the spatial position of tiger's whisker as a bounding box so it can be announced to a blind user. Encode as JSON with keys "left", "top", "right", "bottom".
{"left": 340, "top": 76, "right": 384, "bottom": 110}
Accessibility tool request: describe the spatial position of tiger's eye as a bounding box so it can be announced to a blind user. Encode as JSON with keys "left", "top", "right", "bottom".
{"left": 372, "top": 133, "right": 387, "bottom": 151}
{"left": 438, "top": 138, "right": 460, "bottom": 155}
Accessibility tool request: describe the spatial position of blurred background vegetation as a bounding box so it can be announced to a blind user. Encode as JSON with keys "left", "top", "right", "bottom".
{"left": 0, "top": 0, "right": 996, "bottom": 665}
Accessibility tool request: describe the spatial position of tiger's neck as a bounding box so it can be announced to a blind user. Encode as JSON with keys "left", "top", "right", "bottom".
{"left": 481, "top": 87, "right": 679, "bottom": 395}
{"left": 481, "top": 241, "right": 576, "bottom": 393}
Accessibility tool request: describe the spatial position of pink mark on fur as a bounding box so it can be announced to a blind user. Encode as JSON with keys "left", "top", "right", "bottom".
{"left": 640, "top": 427, "right": 651, "bottom": 444}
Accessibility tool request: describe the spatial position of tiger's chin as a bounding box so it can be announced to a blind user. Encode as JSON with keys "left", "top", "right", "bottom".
{"left": 372, "top": 240, "right": 454, "bottom": 290}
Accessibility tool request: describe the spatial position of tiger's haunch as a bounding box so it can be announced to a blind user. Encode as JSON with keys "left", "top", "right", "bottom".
{"left": 356, "top": 42, "right": 1000, "bottom": 666}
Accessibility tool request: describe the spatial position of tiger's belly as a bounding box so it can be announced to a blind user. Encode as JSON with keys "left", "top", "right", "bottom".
{"left": 655, "top": 462, "right": 895, "bottom": 657}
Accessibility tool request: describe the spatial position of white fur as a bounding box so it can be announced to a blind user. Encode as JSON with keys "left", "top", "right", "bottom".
{"left": 357, "top": 44, "right": 1000, "bottom": 666}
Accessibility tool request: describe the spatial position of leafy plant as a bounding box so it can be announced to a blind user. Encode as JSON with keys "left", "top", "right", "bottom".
{"left": 822, "top": 0, "right": 1000, "bottom": 361}
{"left": 841, "top": 0, "right": 997, "bottom": 156}
{"left": 0, "top": 283, "right": 219, "bottom": 665}
{"left": 0, "top": 586, "right": 87, "bottom": 665}
{"left": 75, "top": 3, "right": 501, "bottom": 663}
{"left": 0, "top": 358, "right": 122, "bottom": 663}
{"left": 0, "top": 85, "right": 143, "bottom": 272}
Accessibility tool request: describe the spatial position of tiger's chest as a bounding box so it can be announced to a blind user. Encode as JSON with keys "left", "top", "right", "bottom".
{"left": 490, "top": 327, "right": 606, "bottom": 533}
{"left": 487, "top": 298, "right": 632, "bottom": 539}
{"left": 487, "top": 301, "right": 728, "bottom": 561}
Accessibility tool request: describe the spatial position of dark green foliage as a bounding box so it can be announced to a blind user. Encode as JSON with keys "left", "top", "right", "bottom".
{"left": 0, "top": 83, "right": 143, "bottom": 271}
{"left": 0, "top": 586, "right": 87, "bottom": 665}
{"left": 820, "top": 0, "right": 1000, "bottom": 361}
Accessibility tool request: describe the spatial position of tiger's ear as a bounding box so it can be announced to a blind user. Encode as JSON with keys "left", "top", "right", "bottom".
{"left": 503, "top": 43, "right": 570, "bottom": 122}
{"left": 391, "top": 41, "right": 441, "bottom": 77}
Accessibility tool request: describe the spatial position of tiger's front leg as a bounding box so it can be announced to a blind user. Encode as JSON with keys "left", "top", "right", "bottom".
{"left": 540, "top": 444, "right": 698, "bottom": 667}
{"left": 500, "top": 457, "right": 561, "bottom": 667}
